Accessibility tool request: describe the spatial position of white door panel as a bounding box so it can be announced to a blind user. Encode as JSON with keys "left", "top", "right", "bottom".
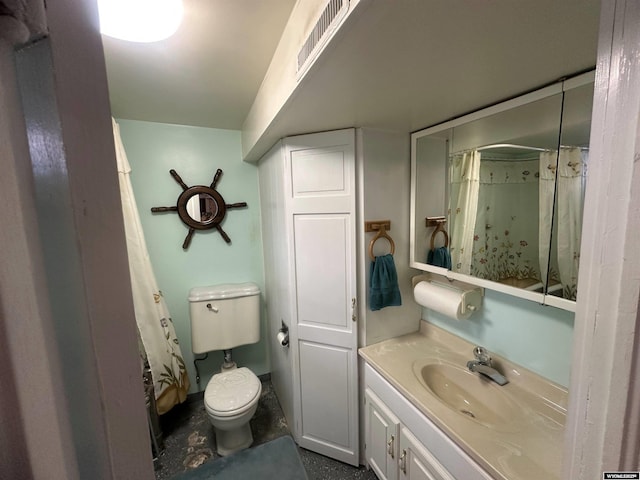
{"left": 291, "top": 147, "right": 349, "bottom": 197}
{"left": 294, "top": 214, "right": 351, "bottom": 330}
{"left": 286, "top": 129, "right": 359, "bottom": 466}
{"left": 299, "top": 341, "right": 353, "bottom": 448}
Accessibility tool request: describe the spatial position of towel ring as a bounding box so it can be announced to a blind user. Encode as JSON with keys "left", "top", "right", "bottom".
{"left": 368, "top": 227, "right": 395, "bottom": 261}
{"left": 430, "top": 223, "right": 449, "bottom": 250}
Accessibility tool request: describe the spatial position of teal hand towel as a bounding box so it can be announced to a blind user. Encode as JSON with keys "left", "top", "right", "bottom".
{"left": 427, "top": 247, "right": 452, "bottom": 269}
{"left": 369, "top": 254, "right": 402, "bottom": 311}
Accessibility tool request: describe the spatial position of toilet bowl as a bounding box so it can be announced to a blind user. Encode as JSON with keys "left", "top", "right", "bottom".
{"left": 204, "top": 366, "right": 262, "bottom": 456}
{"left": 189, "top": 283, "right": 262, "bottom": 456}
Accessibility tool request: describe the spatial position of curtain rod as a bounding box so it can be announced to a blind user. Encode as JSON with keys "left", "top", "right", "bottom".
{"left": 477, "top": 143, "right": 546, "bottom": 152}
{"left": 450, "top": 143, "right": 589, "bottom": 156}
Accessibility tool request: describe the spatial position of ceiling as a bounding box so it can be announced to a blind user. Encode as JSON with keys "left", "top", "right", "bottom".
{"left": 102, "top": 0, "right": 602, "bottom": 161}
{"left": 102, "top": 0, "right": 296, "bottom": 130}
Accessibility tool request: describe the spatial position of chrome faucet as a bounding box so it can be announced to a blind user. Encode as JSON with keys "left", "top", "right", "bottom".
{"left": 466, "top": 346, "right": 509, "bottom": 386}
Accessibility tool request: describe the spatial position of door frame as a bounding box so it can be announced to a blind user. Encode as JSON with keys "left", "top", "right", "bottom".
{"left": 564, "top": 0, "right": 640, "bottom": 474}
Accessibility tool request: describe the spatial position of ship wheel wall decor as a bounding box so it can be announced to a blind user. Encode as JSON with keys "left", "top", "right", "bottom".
{"left": 151, "top": 168, "right": 247, "bottom": 249}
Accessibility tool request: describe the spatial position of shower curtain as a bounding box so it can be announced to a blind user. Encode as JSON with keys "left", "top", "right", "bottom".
{"left": 449, "top": 150, "right": 481, "bottom": 274}
{"left": 539, "top": 147, "right": 587, "bottom": 300}
{"left": 538, "top": 150, "right": 557, "bottom": 288}
{"left": 556, "top": 147, "right": 587, "bottom": 300}
{"left": 113, "top": 119, "right": 190, "bottom": 414}
{"left": 471, "top": 158, "right": 540, "bottom": 282}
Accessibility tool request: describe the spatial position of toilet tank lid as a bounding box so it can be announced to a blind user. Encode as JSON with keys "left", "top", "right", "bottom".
{"left": 188, "top": 282, "right": 260, "bottom": 302}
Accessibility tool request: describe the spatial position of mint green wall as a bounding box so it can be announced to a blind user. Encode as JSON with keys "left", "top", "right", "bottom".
{"left": 423, "top": 290, "right": 574, "bottom": 387}
{"left": 117, "top": 119, "right": 266, "bottom": 394}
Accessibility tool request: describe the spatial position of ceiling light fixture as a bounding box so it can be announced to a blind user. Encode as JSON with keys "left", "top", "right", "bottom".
{"left": 97, "top": 0, "right": 184, "bottom": 43}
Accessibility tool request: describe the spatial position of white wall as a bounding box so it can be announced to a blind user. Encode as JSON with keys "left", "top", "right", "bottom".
{"left": 242, "top": 0, "right": 365, "bottom": 161}
{"left": 242, "top": 0, "right": 328, "bottom": 160}
{"left": 357, "top": 128, "right": 421, "bottom": 346}
{"left": 257, "top": 141, "right": 296, "bottom": 429}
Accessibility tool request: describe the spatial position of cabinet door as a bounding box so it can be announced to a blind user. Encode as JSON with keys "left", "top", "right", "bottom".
{"left": 365, "top": 389, "right": 400, "bottom": 480}
{"left": 285, "top": 129, "right": 359, "bottom": 466}
{"left": 399, "top": 426, "right": 455, "bottom": 480}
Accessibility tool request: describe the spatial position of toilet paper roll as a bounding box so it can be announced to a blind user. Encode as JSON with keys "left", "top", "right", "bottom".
{"left": 277, "top": 331, "right": 289, "bottom": 347}
{"left": 413, "top": 281, "right": 478, "bottom": 320}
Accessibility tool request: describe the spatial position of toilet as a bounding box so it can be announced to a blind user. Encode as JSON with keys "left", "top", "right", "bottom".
{"left": 189, "top": 282, "right": 262, "bottom": 456}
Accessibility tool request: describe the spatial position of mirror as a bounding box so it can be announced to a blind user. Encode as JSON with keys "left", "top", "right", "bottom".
{"left": 545, "top": 79, "right": 594, "bottom": 304}
{"left": 411, "top": 71, "right": 594, "bottom": 309}
{"left": 177, "top": 186, "right": 226, "bottom": 229}
{"left": 151, "top": 168, "right": 248, "bottom": 249}
{"left": 185, "top": 191, "right": 223, "bottom": 224}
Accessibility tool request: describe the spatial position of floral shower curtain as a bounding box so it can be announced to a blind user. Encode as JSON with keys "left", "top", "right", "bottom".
{"left": 112, "top": 119, "right": 190, "bottom": 414}
{"left": 470, "top": 158, "right": 540, "bottom": 282}
{"left": 449, "top": 150, "right": 481, "bottom": 274}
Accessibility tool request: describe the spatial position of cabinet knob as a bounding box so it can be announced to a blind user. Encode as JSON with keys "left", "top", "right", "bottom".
{"left": 387, "top": 434, "right": 395, "bottom": 458}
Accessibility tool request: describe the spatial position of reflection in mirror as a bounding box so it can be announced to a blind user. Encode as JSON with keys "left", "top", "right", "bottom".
{"left": 411, "top": 72, "right": 594, "bottom": 308}
{"left": 449, "top": 94, "right": 563, "bottom": 292}
{"left": 414, "top": 132, "right": 450, "bottom": 264}
{"left": 546, "top": 82, "right": 593, "bottom": 301}
{"left": 186, "top": 193, "right": 219, "bottom": 223}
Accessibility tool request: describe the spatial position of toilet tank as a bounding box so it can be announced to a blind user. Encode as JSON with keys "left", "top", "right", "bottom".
{"left": 189, "top": 283, "right": 261, "bottom": 354}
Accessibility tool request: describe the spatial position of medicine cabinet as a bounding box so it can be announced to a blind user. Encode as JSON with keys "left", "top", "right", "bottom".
{"left": 410, "top": 71, "right": 594, "bottom": 311}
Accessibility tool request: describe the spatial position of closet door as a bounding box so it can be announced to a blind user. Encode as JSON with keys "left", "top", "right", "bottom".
{"left": 285, "top": 129, "right": 359, "bottom": 466}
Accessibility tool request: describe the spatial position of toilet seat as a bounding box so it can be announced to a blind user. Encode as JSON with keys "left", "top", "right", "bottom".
{"left": 204, "top": 367, "right": 261, "bottom": 417}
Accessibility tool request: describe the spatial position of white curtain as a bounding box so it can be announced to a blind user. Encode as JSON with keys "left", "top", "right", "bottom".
{"left": 539, "top": 147, "right": 587, "bottom": 300}
{"left": 556, "top": 147, "right": 587, "bottom": 300}
{"left": 449, "top": 150, "right": 481, "bottom": 274}
{"left": 112, "top": 119, "right": 189, "bottom": 414}
{"left": 538, "top": 150, "right": 557, "bottom": 288}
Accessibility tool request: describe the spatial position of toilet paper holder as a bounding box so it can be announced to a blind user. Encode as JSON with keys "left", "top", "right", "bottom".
{"left": 278, "top": 321, "right": 290, "bottom": 347}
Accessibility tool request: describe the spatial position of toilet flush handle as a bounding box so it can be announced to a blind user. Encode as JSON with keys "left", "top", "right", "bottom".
{"left": 206, "top": 303, "right": 219, "bottom": 313}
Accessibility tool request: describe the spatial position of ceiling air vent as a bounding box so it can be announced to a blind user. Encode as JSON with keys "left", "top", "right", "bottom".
{"left": 297, "top": 0, "right": 349, "bottom": 78}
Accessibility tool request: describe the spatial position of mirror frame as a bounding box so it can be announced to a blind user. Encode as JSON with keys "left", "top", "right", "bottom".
{"left": 178, "top": 186, "right": 226, "bottom": 230}
{"left": 151, "top": 168, "right": 248, "bottom": 249}
{"left": 410, "top": 71, "right": 595, "bottom": 311}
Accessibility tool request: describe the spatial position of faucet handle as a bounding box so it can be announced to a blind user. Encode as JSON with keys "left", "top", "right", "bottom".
{"left": 473, "top": 346, "right": 491, "bottom": 365}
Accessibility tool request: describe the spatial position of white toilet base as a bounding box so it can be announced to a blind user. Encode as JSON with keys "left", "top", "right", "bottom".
{"left": 211, "top": 421, "right": 253, "bottom": 456}
{"left": 202, "top": 365, "right": 261, "bottom": 456}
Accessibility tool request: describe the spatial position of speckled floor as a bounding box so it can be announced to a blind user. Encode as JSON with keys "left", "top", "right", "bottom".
{"left": 153, "top": 374, "right": 378, "bottom": 480}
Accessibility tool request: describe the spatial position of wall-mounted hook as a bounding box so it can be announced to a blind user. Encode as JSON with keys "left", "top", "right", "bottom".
{"left": 365, "top": 220, "right": 395, "bottom": 261}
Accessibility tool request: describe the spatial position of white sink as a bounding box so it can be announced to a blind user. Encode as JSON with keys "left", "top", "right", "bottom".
{"left": 413, "top": 359, "right": 520, "bottom": 430}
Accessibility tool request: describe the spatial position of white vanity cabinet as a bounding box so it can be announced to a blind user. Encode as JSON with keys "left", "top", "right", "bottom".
{"left": 364, "top": 363, "right": 493, "bottom": 480}
{"left": 365, "top": 389, "right": 400, "bottom": 480}
{"left": 365, "top": 389, "right": 454, "bottom": 480}
{"left": 398, "top": 426, "right": 454, "bottom": 480}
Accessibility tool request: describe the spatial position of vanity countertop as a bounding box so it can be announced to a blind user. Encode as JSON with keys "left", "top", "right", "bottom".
{"left": 359, "top": 323, "right": 568, "bottom": 480}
